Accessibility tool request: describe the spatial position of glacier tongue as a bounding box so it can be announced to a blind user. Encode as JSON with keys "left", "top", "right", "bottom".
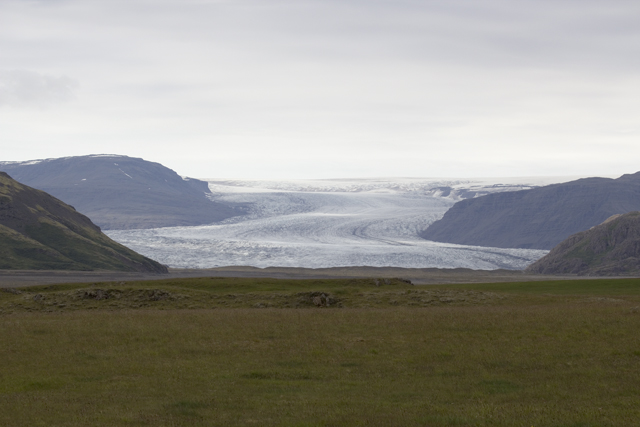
{"left": 106, "top": 180, "right": 549, "bottom": 270}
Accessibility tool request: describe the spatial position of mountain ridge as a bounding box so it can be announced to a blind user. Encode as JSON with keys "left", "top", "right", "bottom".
{"left": 420, "top": 172, "right": 640, "bottom": 250}
{"left": 0, "top": 155, "right": 243, "bottom": 230}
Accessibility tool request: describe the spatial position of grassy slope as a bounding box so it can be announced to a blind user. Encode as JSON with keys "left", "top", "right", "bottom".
{"left": 526, "top": 211, "right": 640, "bottom": 275}
{"left": 0, "top": 224, "right": 79, "bottom": 270}
{"left": 0, "top": 172, "right": 167, "bottom": 272}
{"left": 1, "top": 277, "right": 640, "bottom": 426}
{"left": 24, "top": 221, "right": 166, "bottom": 272}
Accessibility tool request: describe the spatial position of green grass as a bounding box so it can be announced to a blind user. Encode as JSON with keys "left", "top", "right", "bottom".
{"left": 0, "top": 222, "right": 164, "bottom": 272}
{"left": 0, "top": 277, "right": 422, "bottom": 312}
{"left": 24, "top": 222, "right": 165, "bottom": 272}
{"left": 3, "top": 277, "right": 640, "bottom": 313}
{"left": 0, "top": 229, "right": 80, "bottom": 270}
{"left": 429, "top": 277, "right": 640, "bottom": 295}
{"left": 12, "top": 275, "right": 640, "bottom": 297}
{"left": 1, "top": 277, "right": 640, "bottom": 426}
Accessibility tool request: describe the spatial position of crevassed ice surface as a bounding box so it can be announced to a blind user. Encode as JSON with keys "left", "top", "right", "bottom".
{"left": 106, "top": 178, "right": 554, "bottom": 270}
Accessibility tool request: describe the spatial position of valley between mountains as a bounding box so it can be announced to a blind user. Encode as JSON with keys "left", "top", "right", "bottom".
{"left": 106, "top": 178, "right": 551, "bottom": 270}
{"left": 6, "top": 154, "right": 637, "bottom": 274}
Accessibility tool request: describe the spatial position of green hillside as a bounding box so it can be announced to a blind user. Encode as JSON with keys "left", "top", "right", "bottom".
{"left": 0, "top": 172, "right": 167, "bottom": 272}
{"left": 526, "top": 211, "right": 640, "bottom": 275}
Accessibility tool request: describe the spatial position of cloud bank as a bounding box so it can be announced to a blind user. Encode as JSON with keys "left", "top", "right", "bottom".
{"left": 0, "top": 0, "right": 639, "bottom": 178}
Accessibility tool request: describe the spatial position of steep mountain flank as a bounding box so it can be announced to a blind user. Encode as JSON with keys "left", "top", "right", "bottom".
{"left": 0, "top": 172, "right": 167, "bottom": 272}
{"left": 0, "top": 155, "right": 242, "bottom": 230}
{"left": 420, "top": 173, "right": 640, "bottom": 249}
{"left": 526, "top": 212, "right": 640, "bottom": 275}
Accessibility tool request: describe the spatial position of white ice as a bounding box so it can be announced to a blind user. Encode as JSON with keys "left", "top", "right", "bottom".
{"left": 106, "top": 178, "right": 552, "bottom": 270}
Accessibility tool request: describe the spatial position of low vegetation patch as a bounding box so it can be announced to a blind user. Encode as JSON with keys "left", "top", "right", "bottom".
{"left": 1, "top": 277, "right": 640, "bottom": 426}
{"left": 0, "top": 277, "right": 514, "bottom": 312}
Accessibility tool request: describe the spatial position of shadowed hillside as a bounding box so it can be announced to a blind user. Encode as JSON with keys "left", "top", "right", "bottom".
{"left": 0, "top": 172, "right": 167, "bottom": 272}
{"left": 0, "top": 155, "right": 243, "bottom": 230}
{"left": 526, "top": 211, "right": 640, "bottom": 275}
{"left": 421, "top": 172, "right": 640, "bottom": 249}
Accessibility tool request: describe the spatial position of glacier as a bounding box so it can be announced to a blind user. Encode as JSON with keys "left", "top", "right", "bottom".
{"left": 105, "top": 177, "right": 558, "bottom": 270}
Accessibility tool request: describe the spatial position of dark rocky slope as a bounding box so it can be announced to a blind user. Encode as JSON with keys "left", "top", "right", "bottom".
{"left": 526, "top": 212, "right": 640, "bottom": 275}
{"left": 421, "top": 172, "right": 640, "bottom": 249}
{"left": 0, "top": 172, "right": 167, "bottom": 272}
{"left": 0, "top": 155, "right": 241, "bottom": 230}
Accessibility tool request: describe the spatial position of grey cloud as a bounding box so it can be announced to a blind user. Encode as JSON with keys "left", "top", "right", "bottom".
{"left": 5, "top": 0, "right": 638, "bottom": 74}
{"left": 0, "top": 70, "right": 78, "bottom": 108}
{"left": 0, "top": 0, "right": 639, "bottom": 179}
{"left": 107, "top": 0, "right": 638, "bottom": 82}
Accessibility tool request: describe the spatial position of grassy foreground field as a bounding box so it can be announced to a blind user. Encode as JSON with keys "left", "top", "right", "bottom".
{"left": 1, "top": 277, "right": 640, "bottom": 426}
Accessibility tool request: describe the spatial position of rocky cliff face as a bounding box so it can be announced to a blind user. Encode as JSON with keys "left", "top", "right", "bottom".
{"left": 0, "top": 172, "right": 167, "bottom": 272}
{"left": 0, "top": 155, "right": 243, "bottom": 230}
{"left": 421, "top": 172, "right": 640, "bottom": 250}
{"left": 525, "top": 211, "right": 640, "bottom": 275}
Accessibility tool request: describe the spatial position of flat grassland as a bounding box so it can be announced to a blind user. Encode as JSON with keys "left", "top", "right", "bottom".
{"left": 1, "top": 277, "right": 640, "bottom": 426}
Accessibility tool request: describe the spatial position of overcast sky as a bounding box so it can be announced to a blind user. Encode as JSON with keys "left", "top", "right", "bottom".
{"left": 1, "top": 0, "right": 639, "bottom": 179}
